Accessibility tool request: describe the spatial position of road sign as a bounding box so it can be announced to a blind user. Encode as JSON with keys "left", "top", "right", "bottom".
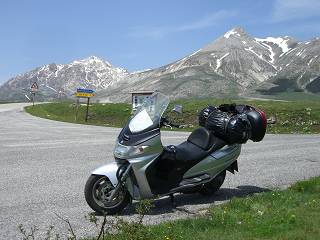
{"left": 75, "top": 92, "right": 94, "bottom": 98}
{"left": 31, "top": 82, "right": 38, "bottom": 92}
{"left": 30, "top": 82, "right": 39, "bottom": 106}
{"left": 75, "top": 88, "right": 94, "bottom": 98}
{"left": 77, "top": 88, "right": 94, "bottom": 93}
{"left": 75, "top": 88, "right": 95, "bottom": 122}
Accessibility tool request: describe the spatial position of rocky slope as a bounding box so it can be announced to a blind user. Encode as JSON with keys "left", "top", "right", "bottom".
{"left": 256, "top": 38, "right": 320, "bottom": 94}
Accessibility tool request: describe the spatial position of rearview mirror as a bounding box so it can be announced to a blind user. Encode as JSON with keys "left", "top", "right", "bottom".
{"left": 172, "top": 105, "right": 183, "bottom": 114}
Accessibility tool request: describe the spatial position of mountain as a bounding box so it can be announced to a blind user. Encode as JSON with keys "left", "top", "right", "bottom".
{"left": 1, "top": 27, "right": 319, "bottom": 102}
{"left": 0, "top": 56, "right": 128, "bottom": 101}
{"left": 97, "top": 27, "right": 319, "bottom": 102}
{"left": 98, "top": 27, "right": 278, "bottom": 102}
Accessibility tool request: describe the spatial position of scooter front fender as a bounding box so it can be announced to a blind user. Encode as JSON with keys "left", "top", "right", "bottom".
{"left": 91, "top": 162, "right": 119, "bottom": 187}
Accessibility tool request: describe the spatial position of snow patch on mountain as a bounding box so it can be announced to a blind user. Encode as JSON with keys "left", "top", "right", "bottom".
{"left": 215, "top": 53, "right": 229, "bottom": 72}
{"left": 189, "top": 49, "right": 202, "bottom": 57}
{"left": 72, "top": 56, "right": 112, "bottom": 67}
{"left": 165, "top": 49, "right": 202, "bottom": 73}
{"left": 224, "top": 29, "right": 241, "bottom": 39}
{"left": 245, "top": 47, "right": 276, "bottom": 70}
{"left": 308, "top": 55, "right": 318, "bottom": 66}
{"left": 256, "top": 40, "right": 275, "bottom": 63}
{"left": 45, "top": 85, "right": 58, "bottom": 92}
{"left": 296, "top": 49, "right": 305, "bottom": 57}
{"left": 255, "top": 37, "right": 291, "bottom": 55}
{"left": 245, "top": 47, "right": 262, "bottom": 59}
{"left": 54, "top": 65, "right": 64, "bottom": 77}
{"left": 132, "top": 69, "right": 152, "bottom": 74}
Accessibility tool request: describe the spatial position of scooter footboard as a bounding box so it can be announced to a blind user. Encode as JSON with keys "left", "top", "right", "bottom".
{"left": 91, "top": 162, "right": 119, "bottom": 187}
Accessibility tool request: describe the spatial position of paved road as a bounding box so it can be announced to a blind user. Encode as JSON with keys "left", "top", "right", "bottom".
{"left": 0, "top": 103, "right": 320, "bottom": 239}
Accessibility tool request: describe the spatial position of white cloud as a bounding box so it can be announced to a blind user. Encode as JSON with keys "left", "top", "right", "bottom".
{"left": 129, "top": 10, "right": 237, "bottom": 39}
{"left": 273, "top": 0, "right": 320, "bottom": 22}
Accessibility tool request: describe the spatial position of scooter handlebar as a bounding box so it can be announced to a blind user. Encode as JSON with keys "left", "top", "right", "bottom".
{"left": 160, "top": 117, "right": 181, "bottom": 128}
{"left": 170, "top": 122, "right": 181, "bottom": 128}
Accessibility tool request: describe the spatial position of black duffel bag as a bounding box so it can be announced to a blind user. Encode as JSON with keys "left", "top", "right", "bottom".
{"left": 199, "top": 104, "right": 266, "bottom": 143}
{"left": 199, "top": 106, "right": 251, "bottom": 144}
{"left": 218, "top": 103, "right": 267, "bottom": 142}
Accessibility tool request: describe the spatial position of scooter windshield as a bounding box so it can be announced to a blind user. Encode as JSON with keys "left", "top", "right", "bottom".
{"left": 129, "top": 92, "right": 170, "bottom": 133}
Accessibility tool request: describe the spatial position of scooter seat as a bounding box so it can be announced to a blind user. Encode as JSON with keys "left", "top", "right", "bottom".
{"left": 174, "top": 127, "right": 226, "bottom": 166}
{"left": 187, "top": 127, "right": 214, "bottom": 150}
{"left": 175, "top": 141, "right": 208, "bottom": 164}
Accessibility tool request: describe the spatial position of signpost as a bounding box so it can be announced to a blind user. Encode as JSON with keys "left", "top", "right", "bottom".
{"left": 30, "top": 82, "right": 38, "bottom": 106}
{"left": 75, "top": 88, "right": 95, "bottom": 122}
{"left": 75, "top": 89, "right": 94, "bottom": 98}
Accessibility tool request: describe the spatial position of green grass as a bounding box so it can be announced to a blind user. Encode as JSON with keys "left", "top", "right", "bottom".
{"left": 90, "top": 177, "right": 320, "bottom": 240}
{"left": 25, "top": 102, "right": 132, "bottom": 127}
{"left": 25, "top": 98, "right": 320, "bottom": 134}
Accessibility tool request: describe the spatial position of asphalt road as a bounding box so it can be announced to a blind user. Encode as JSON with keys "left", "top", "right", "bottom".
{"left": 0, "top": 103, "right": 320, "bottom": 239}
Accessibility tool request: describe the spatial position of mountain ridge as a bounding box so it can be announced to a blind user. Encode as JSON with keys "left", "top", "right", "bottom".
{"left": 1, "top": 27, "right": 319, "bottom": 102}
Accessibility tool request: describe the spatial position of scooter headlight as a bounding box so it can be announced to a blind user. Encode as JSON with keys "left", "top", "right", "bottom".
{"left": 114, "top": 143, "right": 130, "bottom": 159}
{"left": 114, "top": 142, "right": 149, "bottom": 159}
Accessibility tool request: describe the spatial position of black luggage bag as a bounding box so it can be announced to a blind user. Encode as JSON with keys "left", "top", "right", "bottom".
{"left": 198, "top": 104, "right": 267, "bottom": 144}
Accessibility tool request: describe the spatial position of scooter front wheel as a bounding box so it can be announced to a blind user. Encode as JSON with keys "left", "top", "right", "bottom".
{"left": 84, "top": 175, "right": 131, "bottom": 215}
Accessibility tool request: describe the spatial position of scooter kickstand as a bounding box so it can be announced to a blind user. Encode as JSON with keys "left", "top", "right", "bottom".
{"left": 170, "top": 194, "right": 177, "bottom": 208}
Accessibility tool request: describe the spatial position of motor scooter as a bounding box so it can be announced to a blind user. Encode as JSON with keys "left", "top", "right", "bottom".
{"left": 84, "top": 92, "right": 242, "bottom": 214}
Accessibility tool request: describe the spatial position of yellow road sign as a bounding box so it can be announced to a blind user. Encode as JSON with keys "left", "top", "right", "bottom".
{"left": 75, "top": 92, "right": 94, "bottom": 98}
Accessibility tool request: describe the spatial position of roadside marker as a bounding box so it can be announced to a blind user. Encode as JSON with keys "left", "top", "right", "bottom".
{"left": 74, "top": 88, "right": 95, "bottom": 122}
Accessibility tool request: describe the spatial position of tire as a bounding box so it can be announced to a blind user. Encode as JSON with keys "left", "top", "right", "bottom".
{"left": 199, "top": 170, "right": 226, "bottom": 195}
{"left": 84, "top": 175, "right": 131, "bottom": 215}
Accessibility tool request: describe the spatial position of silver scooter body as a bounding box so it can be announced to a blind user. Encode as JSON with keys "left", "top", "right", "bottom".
{"left": 92, "top": 110, "right": 241, "bottom": 200}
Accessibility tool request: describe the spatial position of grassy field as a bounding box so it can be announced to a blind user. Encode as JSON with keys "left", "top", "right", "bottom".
{"left": 95, "top": 176, "right": 320, "bottom": 240}
{"left": 25, "top": 98, "right": 320, "bottom": 134}
{"left": 25, "top": 102, "right": 132, "bottom": 127}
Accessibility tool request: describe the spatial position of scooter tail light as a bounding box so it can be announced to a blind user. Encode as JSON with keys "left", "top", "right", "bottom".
{"left": 257, "top": 109, "right": 267, "bottom": 129}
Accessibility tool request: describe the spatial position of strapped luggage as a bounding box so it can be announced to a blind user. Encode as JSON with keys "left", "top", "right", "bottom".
{"left": 198, "top": 104, "right": 266, "bottom": 144}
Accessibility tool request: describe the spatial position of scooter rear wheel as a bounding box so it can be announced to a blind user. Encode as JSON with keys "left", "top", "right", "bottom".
{"left": 84, "top": 175, "right": 131, "bottom": 215}
{"left": 199, "top": 170, "right": 226, "bottom": 195}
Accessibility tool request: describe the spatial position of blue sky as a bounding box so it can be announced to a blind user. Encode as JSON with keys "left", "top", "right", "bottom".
{"left": 0, "top": 0, "right": 319, "bottom": 84}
